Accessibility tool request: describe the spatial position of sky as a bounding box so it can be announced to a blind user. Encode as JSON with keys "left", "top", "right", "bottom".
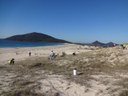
{"left": 0, "top": 0, "right": 128, "bottom": 43}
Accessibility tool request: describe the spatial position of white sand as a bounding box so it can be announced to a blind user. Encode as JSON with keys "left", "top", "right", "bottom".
{"left": 0, "top": 44, "right": 92, "bottom": 64}
{"left": 1, "top": 44, "right": 128, "bottom": 96}
{"left": 36, "top": 74, "right": 124, "bottom": 96}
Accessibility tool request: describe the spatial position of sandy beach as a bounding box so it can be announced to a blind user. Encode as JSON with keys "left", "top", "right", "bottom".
{"left": 0, "top": 44, "right": 92, "bottom": 65}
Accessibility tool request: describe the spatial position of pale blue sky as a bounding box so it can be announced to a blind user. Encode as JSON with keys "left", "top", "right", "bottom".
{"left": 0, "top": 0, "right": 128, "bottom": 43}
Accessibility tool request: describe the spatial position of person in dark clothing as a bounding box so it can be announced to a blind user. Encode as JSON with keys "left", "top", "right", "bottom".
{"left": 72, "top": 52, "right": 76, "bottom": 56}
{"left": 29, "top": 52, "right": 31, "bottom": 56}
{"left": 10, "top": 58, "right": 15, "bottom": 64}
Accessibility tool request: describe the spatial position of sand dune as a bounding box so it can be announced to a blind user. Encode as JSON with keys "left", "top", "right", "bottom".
{"left": 0, "top": 44, "right": 128, "bottom": 96}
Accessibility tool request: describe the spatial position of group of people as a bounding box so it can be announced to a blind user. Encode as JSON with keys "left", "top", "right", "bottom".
{"left": 48, "top": 51, "right": 76, "bottom": 60}
{"left": 9, "top": 52, "right": 31, "bottom": 65}
{"left": 9, "top": 50, "right": 75, "bottom": 65}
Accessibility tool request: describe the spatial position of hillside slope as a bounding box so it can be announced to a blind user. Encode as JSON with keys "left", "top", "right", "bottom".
{"left": 5, "top": 32, "right": 70, "bottom": 43}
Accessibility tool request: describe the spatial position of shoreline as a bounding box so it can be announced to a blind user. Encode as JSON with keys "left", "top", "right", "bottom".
{"left": 0, "top": 42, "right": 66, "bottom": 49}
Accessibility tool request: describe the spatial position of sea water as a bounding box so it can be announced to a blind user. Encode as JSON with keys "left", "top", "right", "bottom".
{"left": 0, "top": 40, "right": 64, "bottom": 48}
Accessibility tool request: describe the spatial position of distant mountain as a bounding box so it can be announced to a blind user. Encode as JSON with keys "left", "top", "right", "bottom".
{"left": 106, "top": 42, "right": 118, "bottom": 47}
{"left": 92, "top": 41, "right": 106, "bottom": 46}
{"left": 92, "top": 41, "right": 117, "bottom": 47}
{"left": 5, "top": 32, "right": 70, "bottom": 43}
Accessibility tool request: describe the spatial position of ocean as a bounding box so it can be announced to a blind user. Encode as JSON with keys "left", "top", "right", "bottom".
{"left": 0, "top": 40, "right": 64, "bottom": 48}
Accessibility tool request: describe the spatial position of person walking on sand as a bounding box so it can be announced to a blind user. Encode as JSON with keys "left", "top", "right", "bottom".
{"left": 29, "top": 52, "right": 31, "bottom": 56}
{"left": 49, "top": 51, "right": 55, "bottom": 60}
